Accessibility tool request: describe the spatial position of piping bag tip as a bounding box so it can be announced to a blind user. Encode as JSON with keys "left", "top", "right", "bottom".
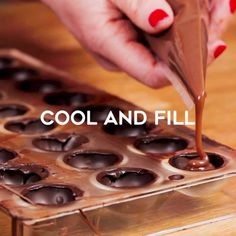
{"left": 146, "top": 0, "right": 209, "bottom": 109}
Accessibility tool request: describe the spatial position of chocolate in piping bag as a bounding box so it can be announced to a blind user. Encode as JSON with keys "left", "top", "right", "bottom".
{"left": 146, "top": 0, "right": 209, "bottom": 108}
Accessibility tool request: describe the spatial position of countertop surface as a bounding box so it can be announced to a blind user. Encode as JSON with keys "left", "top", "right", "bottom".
{"left": 0, "top": 2, "right": 236, "bottom": 236}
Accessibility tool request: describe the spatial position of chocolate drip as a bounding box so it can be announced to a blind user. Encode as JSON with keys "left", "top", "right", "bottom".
{"left": 187, "top": 94, "right": 213, "bottom": 170}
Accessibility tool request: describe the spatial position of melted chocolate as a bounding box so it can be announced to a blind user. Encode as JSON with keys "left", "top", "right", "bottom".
{"left": 5, "top": 118, "right": 56, "bottom": 134}
{"left": 0, "top": 57, "right": 13, "bottom": 69}
{"left": 97, "top": 168, "right": 157, "bottom": 188}
{"left": 0, "top": 148, "right": 17, "bottom": 164}
{"left": 0, "top": 165, "right": 48, "bottom": 186}
{"left": 0, "top": 104, "right": 28, "bottom": 118}
{"left": 0, "top": 67, "right": 38, "bottom": 81}
{"left": 134, "top": 136, "right": 188, "bottom": 154}
{"left": 103, "top": 122, "right": 149, "bottom": 137}
{"left": 33, "top": 133, "right": 89, "bottom": 152}
{"left": 17, "top": 78, "right": 62, "bottom": 93}
{"left": 169, "top": 152, "right": 225, "bottom": 171}
{"left": 190, "top": 94, "right": 209, "bottom": 168}
{"left": 23, "top": 185, "right": 82, "bottom": 206}
{"left": 44, "top": 91, "right": 94, "bottom": 107}
{"left": 146, "top": 0, "right": 209, "bottom": 168}
{"left": 74, "top": 105, "right": 121, "bottom": 123}
{"left": 64, "top": 151, "right": 121, "bottom": 170}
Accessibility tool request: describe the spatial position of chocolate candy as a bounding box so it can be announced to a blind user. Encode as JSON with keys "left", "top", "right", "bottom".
{"left": 44, "top": 91, "right": 94, "bottom": 107}
{"left": 134, "top": 136, "right": 188, "bottom": 154}
{"left": 0, "top": 57, "right": 13, "bottom": 69}
{"left": 169, "top": 153, "right": 225, "bottom": 171}
{"left": 64, "top": 151, "right": 121, "bottom": 170}
{"left": 23, "top": 185, "right": 82, "bottom": 206}
{"left": 0, "top": 67, "right": 38, "bottom": 81}
{"left": 103, "top": 122, "right": 149, "bottom": 137}
{"left": 0, "top": 148, "right": 17, "bottom": 164}
{"left": 74, "top": 105, "right": 121, "bottom": 123}
{"left": 5, "top": 118, "right": 56, "bottom": 134}
{"left": 97, "top": 168, "right": 157, "bottom": 188}
{"left": 33, "top": 133, "right": 89, "bottom": 152}
{"left": 0, "top": 104, "right": 28, "bottom": 118}
{"left": 17, "top": 78, "right": 62, "bottom": 93}
{"left": 0, "top": 165, "right": 48, "bottom": 186}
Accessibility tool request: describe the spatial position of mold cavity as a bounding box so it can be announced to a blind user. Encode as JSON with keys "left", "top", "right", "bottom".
{"left": 0, "top": 67, "right": 38, "bottom": 81}
{"left": 0, "top": 165, "right": 48, "bottom": 186}
{"left": 44, "top": 91, "right": 94, "bottom": 107}
{"left": 134, "top": 136, "right": 188, "bottom": 154}
{"left": 168, "top": 175, "right": 184, "bottom": 181}
{"left": 22, "top": 185, "right": 83, "bottom": 206}
{"left": 74, "top": 105, "right": 121, "bottom": 123}
{"left": 0, "top": 57, "right": 13, "bottom": 69}
{"left": 0, "top": 104, "right": 28, "bottom": 118}
{"left": 97, "top": 168, "right": 157, "bottom": 188}
{"left": 64, "top": 151, "right": 121, "bottom": 170}
{"left": 0, "top": 148, "right": 17, "bottom": 164}
{"left": 33, "top": 133, "right": 89, "bottom": 152}
{"left": 103, "top": 122, "right": 149, "bottom": 137}
{"left": 17, "top": 78, "right": 62, "bottom": 93}
{"left": 169, "top": 153, "right": 225, "bottom": 171}
{"left": 5, "top": 118, "right": 56, "bottom": 134}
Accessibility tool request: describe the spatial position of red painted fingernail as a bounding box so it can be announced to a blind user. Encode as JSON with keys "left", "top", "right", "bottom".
{"left": 148, "top": 9, "right": 169, "bottom": 27}
{"left": 230, "top": 0, "right": 236, "bottom": 13}
{"left": 214, "top": 45, "right": 227, "bottom": 58}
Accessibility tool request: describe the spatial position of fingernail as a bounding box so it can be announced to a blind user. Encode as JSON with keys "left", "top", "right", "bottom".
{"left": 230, "top": 0, "right": 236, "bottom": 13}
{"left": 148, "top": 9, "right": 169, "bottom": 27}
{"left": 214, "top": 45, "right": 227, "bottom": 58}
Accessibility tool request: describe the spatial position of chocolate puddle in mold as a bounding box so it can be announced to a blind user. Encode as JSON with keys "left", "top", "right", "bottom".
{"left": 146, "top": 0, "right": 214, "bottom": 170}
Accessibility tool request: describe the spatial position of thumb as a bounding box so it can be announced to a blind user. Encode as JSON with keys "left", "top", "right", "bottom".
{"left": 111, "top": 0, "right": 174, "bottom": 34}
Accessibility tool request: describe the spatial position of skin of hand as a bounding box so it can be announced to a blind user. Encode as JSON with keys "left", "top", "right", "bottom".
{"left": 41, "top": 0, "right": 235, "bottom": 88}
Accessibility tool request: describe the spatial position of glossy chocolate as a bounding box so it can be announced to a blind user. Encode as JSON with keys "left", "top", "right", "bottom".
{"left": 134, "top": 136, "right": 188, "bottom": 154}
{"left": 103, "top": 122, "right": 149, "bottom": 137}
{"left": 0, "top": 104, "right": 28, "bottom": 118}
{"left": 0, "top": 148, "right": 17, "bottom": 164}
{"left": 169, "top": 153, "right": 225, "bottom": 171}
{"left": 44, "top": 91, "right": 94, "bottom": 107}
{"left": 0, "top": 57, "right": 13, "bottom": 69}
{"left": 17, "top": 78, "right": 62, "bottom": 93}
{"left": 147, "top": 0, "right": 208, "bottom": 101}
{"left": 0, "top": 165, "right": 48, "bottom": 186}
{"left": 23, "top": 185, "right": 82, "bottom": 206}
{"left": 64, "top": 151, "right": 121, "bottom": 170}
{"left": 97, "top": 168, "right": 157, "bottom": 188}
{"left": 0, "top": 67, "right": 38, "bottom": 81}
{"left": 5, "top": 118, "right": 56, "bottom": 134}
{"left": 33, "top": 133, "right": 89, "bottom": 152}
{"left": 146, "top": 0, "right": 210, "bottom": 169}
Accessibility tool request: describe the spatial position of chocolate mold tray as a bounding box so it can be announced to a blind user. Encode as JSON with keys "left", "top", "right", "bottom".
{"left": 0, "top": 49, "right": 236, "bottom": 234}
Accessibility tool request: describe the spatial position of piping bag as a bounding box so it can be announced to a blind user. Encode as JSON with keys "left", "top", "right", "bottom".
{"left": 146, "top": 0, "right": 212, "bottom": 169}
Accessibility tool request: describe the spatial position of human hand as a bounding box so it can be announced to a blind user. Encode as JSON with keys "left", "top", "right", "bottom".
{"left": 208, "top": 0, "right": 235, "bottom": 63}
{"left": 41, "top": 0, "right": 234, "bottom": 88}
{"left": 41, "top": 0, "right": 175, "bottom": 88}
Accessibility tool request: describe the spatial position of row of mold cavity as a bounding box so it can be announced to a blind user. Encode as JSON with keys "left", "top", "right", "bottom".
{"left": 0, "top": 103, "right": 151, "bottom": 136}
{"left": 0, "top": 56, "right": 97, "bottom": 106}
{"left": 0, "top": 57, "right": 156, "bottom": 136}
{"left": 0, "top": 143, "right": 225, "bottom": 207}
